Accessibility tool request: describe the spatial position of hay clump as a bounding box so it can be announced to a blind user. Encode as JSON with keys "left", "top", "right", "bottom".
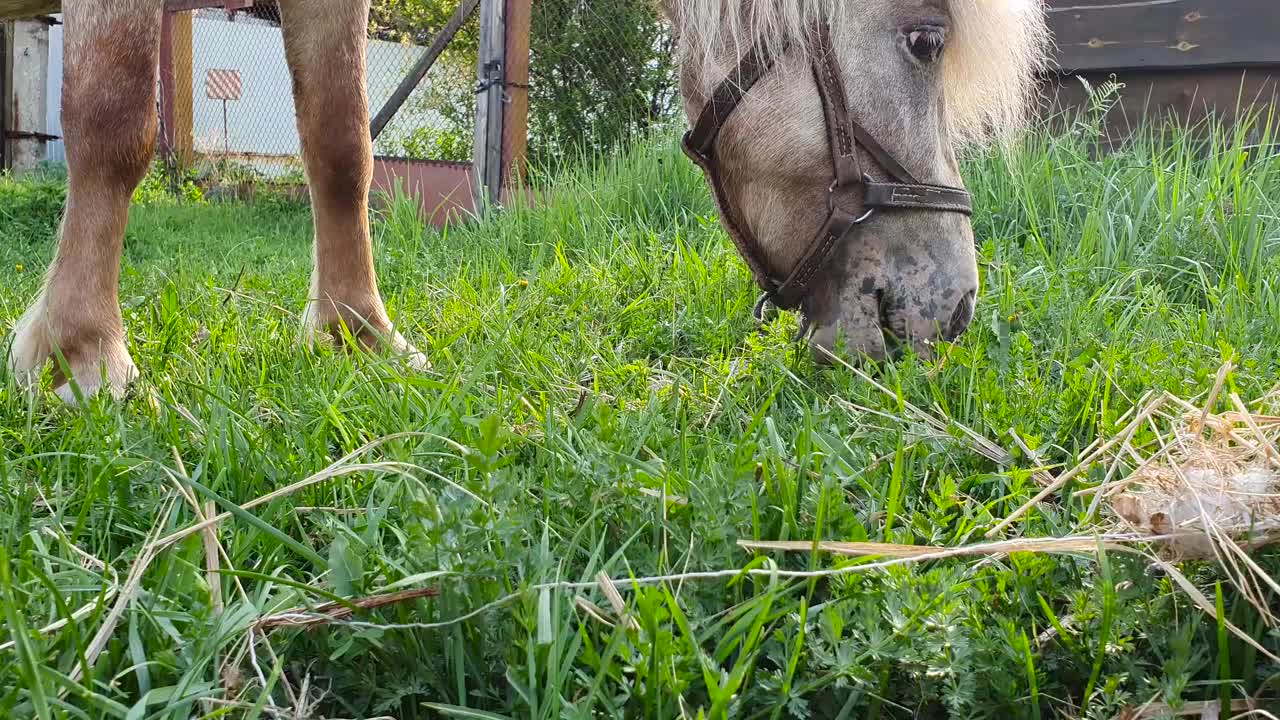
{"left": 1105, "top": 377, "right": 1280, "bottom": 561}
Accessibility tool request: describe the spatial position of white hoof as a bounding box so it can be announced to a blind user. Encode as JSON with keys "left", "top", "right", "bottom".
{"left": 301, "top": 297, "right": 429, "bottom": 371}
{"left": 8, "top": 297, "right": 138, "bottom": 404}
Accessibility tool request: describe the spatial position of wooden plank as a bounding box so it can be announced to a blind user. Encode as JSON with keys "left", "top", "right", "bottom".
{"left": 1, "top": 23, "right": 7, "bottom": 169}
{"left": 165, "top": 0, "right": 245, "bottom": 12}
{"left": 159, "top": 11, "right": 176, "bottom": 157}
{"left": 369, "top": 0, "right": 481, "bottom": 141}
{"left": 172, "top": 10, "right": 194, "bottom": 166}
{"left": 1042, "top": 66, "right": 1280, "bottom": 142}
{"left": 1048, "top": 0, "right": 1280, "bottom": 72}
{"left": 0, "top": 1, "right": 58, "bottom": 19}
{"left": 159, "top": 10, "right": 195, "bottom": 166}
{"left": 4, "top": 18, "right": 49, "bottom": 174}
{"left": 371, "top": 157, "right": 476, "bottom": 228}
{"left": 472, "top": 0, "right": 504, "bottom": 206}
{"left": 501, "top": 0, "right": 530, "bottom": 188}
{"left": 3, "top": 1, "right": 254, "bottom": 19}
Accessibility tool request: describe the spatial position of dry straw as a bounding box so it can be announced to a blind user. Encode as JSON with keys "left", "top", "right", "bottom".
{"left": 1095, "top": 366, "right": 1280, "bottom": 636}
{"left": 986, "top": 362, "right": 1280, "bottom": 657}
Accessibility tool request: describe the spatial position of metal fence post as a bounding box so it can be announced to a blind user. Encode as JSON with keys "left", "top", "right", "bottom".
{"left": 473, "top": 0, "right": 505, "bottom": 207}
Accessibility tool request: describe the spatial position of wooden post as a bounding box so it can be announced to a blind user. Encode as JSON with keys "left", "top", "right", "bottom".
{"left": 159, "top": 12, "right": 176, "bottom": 157}
{"left": 1, "top": 23, "right": 8, "bottom": 170}
{"left": 159, "top": 9, "right": 194, "bottom": 168}
{"left": 501, "top": 0, "right": 530, "bottom": 190}
{"left": 473, "top": 0, "right": 505, "bottom": 207}
{"left": 173, "top": 10, "right": 194, "bottom": 166}
{"left": 3, "top": 18, "right": 49, "bottom": 174}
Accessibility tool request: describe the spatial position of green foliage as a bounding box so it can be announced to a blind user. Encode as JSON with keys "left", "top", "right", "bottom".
{"left": 132, "top": 162, "right": 205, "bottom": 206}
{"left": 0, "top": 172, "right": 66, "bottom": 245}
{"left": 369, "top": 0, "right": 479, "bottom": 163}
{"left": 368, "top": 0, "right": 677, "bottom": 167}
{"left": 379, "top": 124, "right": 474, "bottom": 163}
{"left": 527, "top": 0, "right": 679, "bottom": 169}
{"left": 1, "top": 105, "right": 1280, "bottom": 718}
{"left": 371, "top": 0, "right": 480, "bottom": 46}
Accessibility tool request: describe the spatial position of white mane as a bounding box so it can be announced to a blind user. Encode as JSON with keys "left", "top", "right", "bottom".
{"left": 668, "top": 0, "right": 1051, "bottom": 146}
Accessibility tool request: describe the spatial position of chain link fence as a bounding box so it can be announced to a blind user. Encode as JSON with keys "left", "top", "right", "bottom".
{"left": 526, "top": 0, "right": 679, "bottom": 172}
{"left": 164, "top": 0, "right": 676, "bottom": 184}
{"left": 170, "top": 1, "right": 476, "bottom": 180}
{"left": 366, "top": 0, "right": 682, "bottom": 174}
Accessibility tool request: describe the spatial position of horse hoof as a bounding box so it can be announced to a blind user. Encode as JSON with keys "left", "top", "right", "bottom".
{"left": 387, "top": 331, "right": 431, "bottom": 373}
{"left": 299, "top": 305, "right": 429, "bottom": 372}
{"left": 8, "top": 303, "right": 138, "bottom": 405}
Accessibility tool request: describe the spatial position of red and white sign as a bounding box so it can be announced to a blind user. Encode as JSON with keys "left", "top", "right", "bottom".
{"left": 205, "top": 69, "right": 243, "bottom": 101}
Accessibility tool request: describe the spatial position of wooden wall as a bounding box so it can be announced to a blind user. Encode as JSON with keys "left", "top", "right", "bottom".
{"left": 0, "top": 1, "right": 57, "bottom": 19}
{"left": 1044, "top": 0, "right": 1280, "bottom": 135}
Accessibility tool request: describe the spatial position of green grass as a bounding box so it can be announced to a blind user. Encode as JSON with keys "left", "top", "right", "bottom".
{"left": 2, "top": 106, "right": 1280, "bottom": 719}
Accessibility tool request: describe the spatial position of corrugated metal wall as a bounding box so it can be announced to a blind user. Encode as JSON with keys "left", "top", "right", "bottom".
{"left": 44, "top": 14, "right": 63, "bottom": 163}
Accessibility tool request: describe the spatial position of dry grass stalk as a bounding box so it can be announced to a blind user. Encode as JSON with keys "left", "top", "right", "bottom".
{"left": 70, "top": 494, "right": 178, "bottom": 683}
{"left": 169, "top": 447, "right": 225, "bottom": 618}
{"left": 0, "top": 528, "right": 121, "bottom": 653}
{"left": 41, "top": 525, "right": 108, "bottom": 572}
{"left": 1119, "top": 698, "right": 1271, "bottom": 720}
{"left": 154, "top": 431, "right": 479, "bottom": 552}
{"left": 637, "top": 486, "right": 689, "bottom": 505}
{"left": 0, "top": 585, "right": 120, "bottom": 654}
{"left": 293, "top": 506, "right": 369, "bottom": 515}
{"left": 1081, "top": 367, "right": 1280, "bottom": 645}
{"left": 596, "top": 571, "right": 639, "bottom": 631}
{"left": 573, "top": 596, "right": 618, "bottom": 627}
{"left": 1105, "top": 389, "right": 1280, "bottom": 561}
{"left": 702, "top": 358, "right": 743, "bottom": 429}
{"left": 1146, "top": 555, "right": 1280, "bottom": 664}
{"left": 256, "top": 587, "right": 439, "bottom": 631}
{"left": 988, "top": 391, "right": 1170, "bottom": 536}
{"left": 820, "top": 347, "right": 1056, "bottom": 486}
{"left": 738, "top": 536, "right": 1140, "bottom": 560}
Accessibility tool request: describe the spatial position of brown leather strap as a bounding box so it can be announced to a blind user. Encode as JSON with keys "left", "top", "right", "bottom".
{"left": 691, "top": 150, "right": 776, "bottom": 290}
{"left": 810, "top": 23, "right": 861, "bottom": 189}
{"left": 684, "top": 46, "right": 774, "bottom": 161}
{"left": 682, "top": 43, "right": 780, "bottom": 292}
{"left": 848, "top": 122, "right": 919, "bottom": 186}
{"left": 863, "top": 182, "right": 973, "bottom": 214}
{"left": 772, "top": 206, "right": 862, "bottom": 309}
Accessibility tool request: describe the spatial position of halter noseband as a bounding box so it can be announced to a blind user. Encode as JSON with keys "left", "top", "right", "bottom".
{"left": 682, "top": 21, "right": 973, "bottom": 320}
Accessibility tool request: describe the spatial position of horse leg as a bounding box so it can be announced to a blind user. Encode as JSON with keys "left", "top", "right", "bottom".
{"left": 278, "top": 0, "right": 425, "bottom": 368}
{"left": 8, "top": 1, "right": 161, "bottom": 402}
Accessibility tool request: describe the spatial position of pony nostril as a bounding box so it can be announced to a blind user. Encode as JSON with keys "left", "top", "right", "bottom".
{"left": 875, "top": 289, "right": 892, "bottom": 333}
{"left": 945, "top": 290, "right": 976, "bottom": 341}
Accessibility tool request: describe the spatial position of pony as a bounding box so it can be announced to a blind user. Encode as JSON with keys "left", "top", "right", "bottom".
{"left": 2, "top": 0, "right": 1048, "bottom": 403}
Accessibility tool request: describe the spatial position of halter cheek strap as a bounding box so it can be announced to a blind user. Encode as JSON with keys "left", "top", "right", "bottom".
{"left": 682, "top": 21, "right": 973, "bottom": 315}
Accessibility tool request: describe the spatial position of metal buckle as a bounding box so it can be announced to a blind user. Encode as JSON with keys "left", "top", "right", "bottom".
{"left": 793, "top": 313, "right": 814, "bottom": 343}
{"left": 755, "top": 292, "right": 815, "bottom": 342}
{"left": 753, "top": 291, "right": 773, "bottom": 323}
{"left": 828, "top": 176, "right": 876, "bottom": 224}
{"left": 681, "top": 132, "right": 709, "bottom": 164}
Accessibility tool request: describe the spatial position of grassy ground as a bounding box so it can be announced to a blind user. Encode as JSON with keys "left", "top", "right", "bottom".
{"left": 1, "top": 109, "right": 1279, "bottom": 719}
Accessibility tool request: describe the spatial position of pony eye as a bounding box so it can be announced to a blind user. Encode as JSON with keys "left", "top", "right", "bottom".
{"left": 905, "top": 27, "right": 946, "bottom": 64}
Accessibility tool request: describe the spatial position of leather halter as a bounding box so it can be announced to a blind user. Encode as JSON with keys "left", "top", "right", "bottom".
{"left": 682, "top": 21, "right": 973, "bottom": 318}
